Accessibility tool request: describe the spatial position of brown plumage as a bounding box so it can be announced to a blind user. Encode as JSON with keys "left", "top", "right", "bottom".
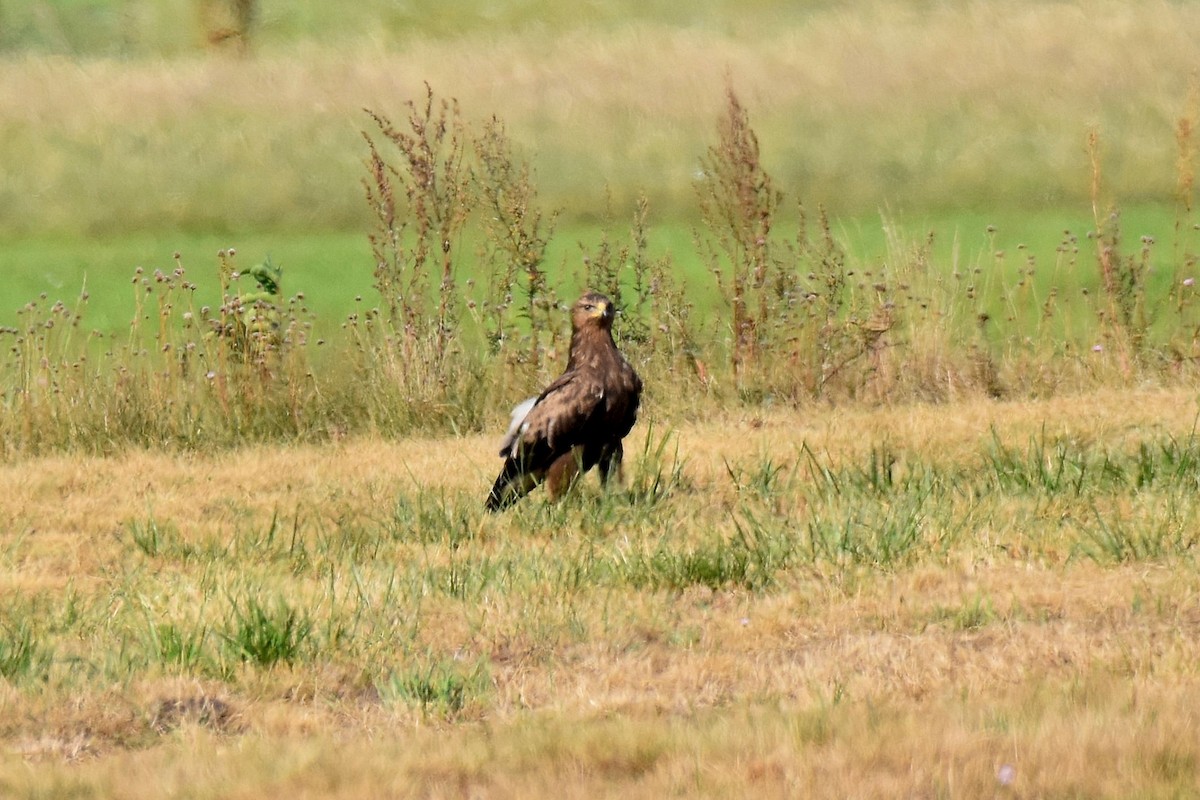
{"left": 486, "top": 292, "right": 643, "bottom": 511}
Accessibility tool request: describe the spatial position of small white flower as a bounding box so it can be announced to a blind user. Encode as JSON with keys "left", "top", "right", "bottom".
{"left": 1092, "top": 344, "right": 1103, "bottom": 353}
{"left": 1184, "top": 278, "right": 1195, "bottom": 287}
{"left": 997, "top": 764, "right": 1016, "bottom": 786}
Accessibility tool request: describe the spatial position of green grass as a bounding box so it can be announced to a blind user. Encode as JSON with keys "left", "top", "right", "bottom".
{"left": 0, "top": 230, "right": 371, "bottom": 336}
{"left": 221, "top": 594, "right": 313, "bottom": 667}
{"left": 2, "top": 203, "right": 1190, "bottom": 340}
{"left": 0, "top": 621, "right": 52, "bottom": 684}
{"left": 380, "top": 654, "right": 491, "bottom": 718}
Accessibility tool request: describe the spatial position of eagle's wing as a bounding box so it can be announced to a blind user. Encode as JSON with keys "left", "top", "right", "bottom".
{"left": 594, "top": 362, "right": 643, "bottom": 483}
{"left": 486, "top": 371, "right": 606, "bottom": 510}
{"left": 517, "top": 372, "right": 605, "bottom": 453}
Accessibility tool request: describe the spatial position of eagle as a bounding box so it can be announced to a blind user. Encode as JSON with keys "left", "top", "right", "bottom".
{"left": 485, "top": 291, "right": 643, "bottom": 511}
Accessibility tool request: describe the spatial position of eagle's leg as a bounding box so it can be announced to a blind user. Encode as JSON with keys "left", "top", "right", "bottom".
{"left": 546, "top": 447, "right": 584, "bottom": 499}
{"left": 597, "top": 442, "right": 624, "bottom": 487}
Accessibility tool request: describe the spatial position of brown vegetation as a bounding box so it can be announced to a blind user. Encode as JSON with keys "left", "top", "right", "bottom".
{"left": 2, "top": 388, "right": 1199, "bottom": 796}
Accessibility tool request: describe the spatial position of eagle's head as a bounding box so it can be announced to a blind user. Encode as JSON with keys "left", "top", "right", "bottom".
{"left": 572, "top": 292, "right": 615, "bottom": 331}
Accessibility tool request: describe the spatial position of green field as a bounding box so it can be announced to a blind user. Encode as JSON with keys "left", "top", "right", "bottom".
{"left": 4, "top": 1, "right": 1200, "bottom": 798}
{"left": 2, "top": 1, "right": 1198, "bottom": 346}
{"left": 2, "top": 203, "right": 1192, "bottom": 341}
{"left": 3, "top": 0, "right": 1198, "bottom": 338}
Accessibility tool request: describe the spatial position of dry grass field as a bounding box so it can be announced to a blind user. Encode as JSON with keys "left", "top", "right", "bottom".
{"left": 5, "top": 2, "right": 1200, "bottom": 797}
{"left": 2, "top": 387, "right": 1199, "bottom": 797}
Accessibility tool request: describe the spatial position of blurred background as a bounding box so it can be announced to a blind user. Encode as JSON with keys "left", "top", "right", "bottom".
{"left": 1, "top": 0, "right": 1197, "bottom": 327}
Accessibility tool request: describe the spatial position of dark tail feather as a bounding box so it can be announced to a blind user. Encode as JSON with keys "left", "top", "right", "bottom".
{"left": 485, "top": 458, "right": 534, "bottom": 512}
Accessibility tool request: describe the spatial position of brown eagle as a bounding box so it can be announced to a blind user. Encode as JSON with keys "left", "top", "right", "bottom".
{"left": 485, "top": 292, "right": 643, "bottom": 511}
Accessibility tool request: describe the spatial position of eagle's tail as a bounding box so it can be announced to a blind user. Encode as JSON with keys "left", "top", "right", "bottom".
{"left": 485, "top": 458, "right": 537, "bottom": 512}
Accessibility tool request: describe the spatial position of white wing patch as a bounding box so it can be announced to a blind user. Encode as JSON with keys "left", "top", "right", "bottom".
{"left": 500, "top": 396, "right": 537, "bottom": 457}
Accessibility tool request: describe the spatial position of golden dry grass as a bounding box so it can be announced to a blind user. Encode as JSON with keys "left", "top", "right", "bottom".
{"left": 1, "top": 387, "right": 1199, "bottom": 797}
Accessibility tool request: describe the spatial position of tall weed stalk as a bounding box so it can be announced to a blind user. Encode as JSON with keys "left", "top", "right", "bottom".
{"left": 473, "top": 114, "right": 559, "bottom": 380}
{"left": 363, "top": 83, "right": 473, "bottom": 348}
{"left": 695, "top": 84, "right": 897, "bottom": 401}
